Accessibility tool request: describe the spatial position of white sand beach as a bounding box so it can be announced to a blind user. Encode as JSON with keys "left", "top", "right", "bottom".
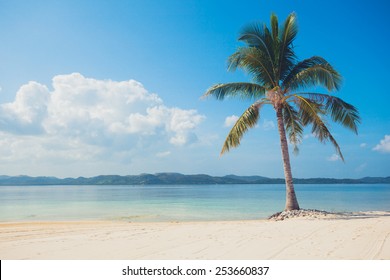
{"left": 1, "top": 212, "right": 389, "bottom": 260}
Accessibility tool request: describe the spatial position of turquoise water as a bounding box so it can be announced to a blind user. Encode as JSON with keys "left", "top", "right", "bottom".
{"left": 0, "top": 184, "right": 389, "bottom": 222}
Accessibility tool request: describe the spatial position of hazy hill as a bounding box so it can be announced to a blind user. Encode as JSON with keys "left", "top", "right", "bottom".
{"left": 0, "top": 173, "right": 389, "bottom": 185}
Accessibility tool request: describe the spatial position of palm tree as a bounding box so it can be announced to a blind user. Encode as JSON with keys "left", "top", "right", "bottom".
{"left": 203, "top": 13, "right": 360, "bottom": 211}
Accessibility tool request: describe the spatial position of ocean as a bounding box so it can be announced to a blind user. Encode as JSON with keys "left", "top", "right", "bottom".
{"left": 0, "top": 184, "right": 389, "bottom": 222}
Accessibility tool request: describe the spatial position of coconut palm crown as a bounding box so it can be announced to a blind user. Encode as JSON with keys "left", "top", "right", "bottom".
{"left": 203, "top": 13, "right": 360, "bottom": 211}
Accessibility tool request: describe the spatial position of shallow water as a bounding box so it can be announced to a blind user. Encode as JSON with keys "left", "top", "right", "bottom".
{"left": 0, "top": 184, "right": 389, "bottom": 222}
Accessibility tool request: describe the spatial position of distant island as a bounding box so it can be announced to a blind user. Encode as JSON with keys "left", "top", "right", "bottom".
{"left": 0, "top": 173, "right": 389, "bottom": 186}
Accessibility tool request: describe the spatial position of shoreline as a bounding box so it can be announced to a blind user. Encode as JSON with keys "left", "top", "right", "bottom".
{"left": 1, "top": 211, "right": 389, "bottom": 260}
{"left": 1, "top": 209, "right": 388, "bottom": 224}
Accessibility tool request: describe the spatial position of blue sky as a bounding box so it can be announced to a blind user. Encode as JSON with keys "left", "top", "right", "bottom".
{"left": 0, "top": 0, "right": 389, "bottom": 178}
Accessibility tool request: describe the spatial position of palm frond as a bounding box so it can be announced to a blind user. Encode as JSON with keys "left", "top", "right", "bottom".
{"left": 293, "top": 95, "right": 344, "bottom": 161}
{"left": 270, "top": 13, "right": 279, "bottom": 42}
{"left": 282, "top": 56, "right": 342, "bottom": 91}
{"left": 203, "top": 82, "right": 266, "bottom": 100}
{"left": 228, "top": 47, "right": 276, "bottom": 88}
{"left": 283, "top": 103, "right": 303, "bottom": 154}
{"left": 237, "top": 13, "right": 298, "bottom": 86}
{"left": 227, "top": 48, "right": 245, "bottom": 71}
{"left": 297, "top": 93, "right": 360, "bottom": 133}
{"left": 278, "top": 13, "right": 298, "bottom": 82}
{"left": 238, "top": 20, "right": 275, "bottom": 68}
{"left": 221, "top": 101, "right": 264, "bottom": 154}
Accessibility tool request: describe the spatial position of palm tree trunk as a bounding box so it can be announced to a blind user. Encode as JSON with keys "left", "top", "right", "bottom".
{"left": 276, "top": 107, "right": 300, "bottom": 211}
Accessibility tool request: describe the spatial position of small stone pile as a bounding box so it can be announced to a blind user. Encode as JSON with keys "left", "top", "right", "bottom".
{"left": 268, "top": 209, "right": 339, "bottom": 221}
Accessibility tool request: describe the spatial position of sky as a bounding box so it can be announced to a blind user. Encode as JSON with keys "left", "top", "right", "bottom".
{"left": 0, "top": 0, "right": 389, "bottom": 179}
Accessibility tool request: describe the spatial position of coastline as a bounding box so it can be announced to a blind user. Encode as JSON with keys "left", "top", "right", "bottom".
{"left": 1, "top": 211, "right": 389, "bottom": 260}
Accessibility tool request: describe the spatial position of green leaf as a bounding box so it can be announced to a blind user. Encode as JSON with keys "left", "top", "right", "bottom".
{"left": 278, "top": 13, "right": 298, "bottom": 82}
{"left": 283, "top": 103, "right": 303, "bottom": 154}
{"left": 293, "top": 95, "right": 345, "bottom": 161}
{"left": 228, "top": 47, "right": 276, "bottom": 88}
{"left": 299, "top": 93, "right": 360, "bottom": 133}
{"left": 238, "top": 20, "right": 276, "bottom": 68}
{"left": 203, "top": 82, "right": 266, "bottom": 100}
{"left": 283, "top": 56, "right": 342, "bottom": 91}
{"left": 221, "top": 102, "right": 264, "bottom": 154}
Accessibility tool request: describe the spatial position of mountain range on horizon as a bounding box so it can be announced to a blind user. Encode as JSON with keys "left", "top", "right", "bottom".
{"left": 0, "top": 173, "right": 389, "bottom": 186}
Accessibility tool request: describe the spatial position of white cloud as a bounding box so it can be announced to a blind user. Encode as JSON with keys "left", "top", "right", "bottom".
{"left": 360, "top": 143, "right": 367, "bottom": 148}
{"left": 167, "top": 107, "right": 204, "bottom": 145}
{"left": 304, "top": 133, "right": 315, "bottom": 139}
{"left": 262, "top": 119, "right": 275, "bottom": 130}
{"left": 373, "top": 135, "right": 390, "bottom": 153}
{"left": 0, "top": 81, "right": 50, "bottom": 134}
{"left": 327, "top": 154, "right": 341, "bottom": 161}
{"left": 0, "top": 73, "right": 205, "bottom": 176}
{"left": 156, "top": 151, "right": 171, "bottom": 158}
{"left": 224, "top": 115, "right": 239, "bottom": 127}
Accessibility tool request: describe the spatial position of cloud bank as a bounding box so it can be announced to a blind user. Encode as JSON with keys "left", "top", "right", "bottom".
{"left": 373, "top": 135, "right": 390, "bottom": 153}
{"left": 0, "top": 73, "right": 205, "bottom": 176}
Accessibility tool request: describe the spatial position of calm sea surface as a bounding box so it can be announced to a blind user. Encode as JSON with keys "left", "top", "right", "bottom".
{"left": 0, "top": 184, "right": 389, "bottom": 222}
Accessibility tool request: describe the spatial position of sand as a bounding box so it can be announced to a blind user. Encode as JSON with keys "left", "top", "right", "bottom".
{"left": 0, "top": 211, "right": 389, "bottom": 260}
